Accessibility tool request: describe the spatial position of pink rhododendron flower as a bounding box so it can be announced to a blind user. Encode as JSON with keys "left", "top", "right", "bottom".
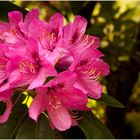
{"left": 29, "top": 71, "right": 88, "bottom": 131}
{"left": 0, "top": 9, "right": 110, "bottom": 131}
{"left": 69, "top": 47, "right": 110, "bottom": 99}
{"left": 0, "top": 11, "right": 25, "bottom": 48}
{"left": 57, "top": 15, "right": 100, "bottom": 70}
{"left": 19, "top": 9, "right": 39, "bottom": 35}
{"left": 21, "top": 12, "right": 65, "bottom": 65}
{"left": 0, "top": 38, "right": 57, "bottom": 92}
{"left": 63, "top": 15, "right": 99, "bottom": 56}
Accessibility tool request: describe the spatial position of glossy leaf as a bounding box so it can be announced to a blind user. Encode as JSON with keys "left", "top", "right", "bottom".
{"left": 98, "top": 94, "right": 125, "bottom": 108}
{"left": 79, "top": 111, "right": 115, "bottom": 139}
{"left": 0, "top": 94, "right": 62, "bottom": 139}
{"left": 0, "top": 94, "right": 28, "bottom": 138}
{"left": 16, "top": 114, "right": 62, "bottom": 139}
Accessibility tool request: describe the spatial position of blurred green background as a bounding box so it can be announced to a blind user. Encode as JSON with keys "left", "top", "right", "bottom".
{"left": 1, "top": 0, "right": 140, "bottom": 138}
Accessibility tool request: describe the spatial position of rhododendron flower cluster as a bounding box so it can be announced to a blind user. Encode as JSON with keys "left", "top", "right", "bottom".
{"left": 0, "top": 9, "right": 109, "bottom": 131}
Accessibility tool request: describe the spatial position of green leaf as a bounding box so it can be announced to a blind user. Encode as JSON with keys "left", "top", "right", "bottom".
{"left": 16, "top": 114, "right": 62, "bottom": 139}
{"left": 0, "top": 94, "right": 62, "bottom": 139}
{"left": 15, "top": 117, "right": 36, "bottom": 139}
{"left": 79, "top": 111, "right": 115, "bottom": 139}
{"left": 70, "top": 1, "right": 85, "bottom": 14}
{"left": 98, "top": 94, "right": 125, "bottom": 108}
{"left": 0, "top": 97, "right": 28, "bottom": 138}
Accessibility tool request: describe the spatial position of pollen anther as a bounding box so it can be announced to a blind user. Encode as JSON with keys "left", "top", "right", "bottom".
{"left": 19, "top": 60, "right": 37, "bottom": 74}
{"left": 49, "top": 95, "right": 62, "bottom": 110}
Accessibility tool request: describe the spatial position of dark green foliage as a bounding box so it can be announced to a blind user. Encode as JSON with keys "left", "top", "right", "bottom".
{"left": 79, "top": 111, "right": 114, "bottom": 139}
{"left": 97, "top": 93, "right": 125, "bottom": 108}
{"left": 0, "top": 93, "right": 62, "bottom": 139}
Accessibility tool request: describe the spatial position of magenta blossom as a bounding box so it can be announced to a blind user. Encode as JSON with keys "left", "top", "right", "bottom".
{"left": 29, "top": 71, "right": 88, "bottom": 131}
{"left": 56, "top": 15, "right": 100, "bottom": 70}
{"left": 0, "top": 11, "right": 25, "bottom": 49}
{"left": 69, "top": 47, "right": 110, "bottom": 99}
{"left": 0, "top": 9, "right": 39, "bottom": 56}
{"left": 63, "top": 15, "right": 99, "bottom": 56}
{"left": 0, "top": 38, "right": 57, "bottom": 92}
{"left": 0, "top": 9, "right": 110, "bottom": 132}
{"left": 19, "top": 9, "right": 39, "bottom": 36}
{"left": 22, "top": 12, "right": 65, "bottom": 65}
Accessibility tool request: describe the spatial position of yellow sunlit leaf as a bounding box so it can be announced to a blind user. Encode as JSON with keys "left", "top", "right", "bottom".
{"left": 87, "top": 98, "right": 97, "bottom": 108}
{"left": 22, "top": 91, "right": 33, "bottom": 108}
{"left": 68, "top": 13, "right": 74, "bottom": 23}
{"left": 97, "top": 17, "right": 106, "bottom": 23}
{"left": 92, "top": 3, "right": 101, "bottom": 16}
{"left": 118, "top": 55, "right": 130, "bottom": 62}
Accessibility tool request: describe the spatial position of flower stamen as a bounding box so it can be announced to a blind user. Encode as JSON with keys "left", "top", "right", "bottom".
{"left": 49, "top": 95, "right": 62, "bottom": 110}
{"left": 19, "top": 60, "right": 38, "bottom": 74}
{"left": 54, "top": 51, "right": 64, "bottom": 66}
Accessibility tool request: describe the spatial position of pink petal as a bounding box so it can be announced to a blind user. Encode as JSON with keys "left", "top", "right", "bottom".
{"left": 0, "top": 22, "right": 9, "bottom": 31}
{"left": 0, "top": 89, "right": 13, "bottom": 123}
{"left": 0, "top": 89, "right": 13, "bottom": 100}
{"left": 0, "top": 57, "right": 8, "bottom": 84}
{"left": 57, "top": 87, "right": 88, "bottom": 110}
{"left": 63, "top": 23, "right": 73, "bottom": 42}
{"left": 0, "top": 44, "right": 9, "bottom": 55}
{"left": 80, "top": 47, "right": 103, "bottom": 60}
{"left": 8, "top": 11, "right": 23, "bottom": 25}
{"left": 0, "top": 83, "right": 10, "bottom": 92}
{"left": 44, "top": 48, "right": 60, "bottom": 64}
{"left": 28, "top": 19, "right": 47, "bottom": 38}
{"left": 48, "top": 105, "right": 71, "bottom": 131}
{"left": 0, "top": 69, "right": 33, "bottom": 92}
{"left": 28, "top": 68, "right": 48, "bottom": 90}
{"left": 73, "top": 15, "right": 87, "bottom": 35}
{"left": 25, "top": 37, "right": 40, "bottom": 63}
{"left": 56, "top": 70, "right": 77, "bottom": 85}
{"left": 15, "top": 73, "right": 35, "bottom": 88}
{"left": 8, "top": 69, "right": 22, "bottom": 86}
{"left": 42, "top": 60, "right": 57, "bottom": 76}
{"left": 26, "top": 37, "right": 38, "bottom": 53}
{"left": 25, "top": 38, "right": 39, "bottom": 61}
{"left": 87, "top": 81, "right": 102, "bottom": 99}
{"left": 6, "top": 56, "right": 22, "bottom": 76}
{"left": 92, "top": 59, "right": 110, "bottom": 76}
{"left": 0, "top": 72, "right": 7, "bottom": 85}
{"left": 48, "top": 70, "right": 76, "bottom": 87}
{"left": 49, "top": 13, "right": 64, "bottom": 29}
{"left": 29, "top": 91, "right": 46, "bottom": 121}
{"left": 69, "top": 48, "right": 103, "bottom": 72}
{"left": 18, "top": 22, "right": 27, "bottom": 35}
{"left": 77, "top": 78, "right": 103, "bottom": 99}
{"left": 28, "top": 63, "right": 56, "bottom": 90}
{"left": 91, "top": 36, "right": 100, "bottom": 48}
{"left": 24, "top": 9, "right": 39, "bottom": 25}
{"left": 63, "top": 16, "right": 87, "bottom": 45}
{"left": 19, "top": 9, "right": 39, "bottom": 35}
{"left": 0, "top": 99, "right": 12, "bottom": 123}
{"left": 5, "top": 49, "right": 25, "bottom": 59}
